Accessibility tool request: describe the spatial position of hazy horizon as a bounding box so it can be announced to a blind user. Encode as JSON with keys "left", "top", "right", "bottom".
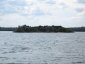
{"left": 0, "top": 23, "right": 84, "bottom": 27}
{"left": 0, "top": 0, "right": 85, "bottom": 27}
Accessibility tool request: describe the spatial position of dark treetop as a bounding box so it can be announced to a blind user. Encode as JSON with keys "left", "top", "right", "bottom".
{"left": 0, "top": 25, "right": 85, "bottom": 32}
{"left": 14, "top": 25, "right": 73, "bottom": 33}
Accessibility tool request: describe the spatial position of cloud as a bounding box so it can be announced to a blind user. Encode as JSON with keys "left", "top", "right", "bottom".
{"left": 31, "top": 8, "right": 45, "bottom": 16}
{"left": 77, "top": 0, "right": 85, "bottom": 4}
{"left": 38, "top": 0, "right": 56, "bottom": 5}
{"left": 0, "top": 0, "right": 85, "bottom": 27}
{"left": 0, "top": 0, "right": 27, "bottom": 15}
{"left": 75, "top": 8, "right": 85, "bottom": 12}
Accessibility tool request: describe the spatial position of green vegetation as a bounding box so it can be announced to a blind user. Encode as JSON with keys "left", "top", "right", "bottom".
{"left": 1, "top": 25, "right": 85, "bottom": 33}
{"left": 0, "top": 27, "right": 16, "bottom": 31}
{"left": 14, "top": 25, "right": 73, "bottom": 33}
{"left": 68, "top": 27, "right": 85, "bottom": 32}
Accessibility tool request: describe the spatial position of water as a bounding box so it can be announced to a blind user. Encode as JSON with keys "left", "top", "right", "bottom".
{"left": 0, "top": 31, "right": 85, "bottom": 64}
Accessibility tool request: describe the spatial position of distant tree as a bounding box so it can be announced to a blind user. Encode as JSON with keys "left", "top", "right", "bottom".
{"left": 14, "top": 25, "right": 73, "bottom": 33}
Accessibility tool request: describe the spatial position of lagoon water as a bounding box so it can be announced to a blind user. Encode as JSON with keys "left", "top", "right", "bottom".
{"left": 0, "top": 31, "right": 85, "bottom": 64}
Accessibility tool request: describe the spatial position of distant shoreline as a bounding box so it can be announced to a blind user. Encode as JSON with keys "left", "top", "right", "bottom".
{"left": 0, "top": 25, "right": 85, "bottom": 32}
{"left": 14, "top": 25, "right": 73, "bottom": 33}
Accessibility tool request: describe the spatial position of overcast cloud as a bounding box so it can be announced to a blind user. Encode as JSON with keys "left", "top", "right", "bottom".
{"left": 0, "top": 0, "right": 85, "bottom": 27}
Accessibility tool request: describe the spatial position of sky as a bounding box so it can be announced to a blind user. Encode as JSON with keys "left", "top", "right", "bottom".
{"left": 0, "top": 0, "right": 85, "bottom": 27}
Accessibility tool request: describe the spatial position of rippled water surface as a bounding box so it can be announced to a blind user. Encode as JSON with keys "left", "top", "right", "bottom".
{"left": 0, "top": 31, "right": 85, "bottom": 64}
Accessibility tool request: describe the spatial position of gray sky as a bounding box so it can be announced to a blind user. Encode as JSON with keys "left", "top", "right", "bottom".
{"left": 0, "top": 0, "right": 85, "bottom": 27}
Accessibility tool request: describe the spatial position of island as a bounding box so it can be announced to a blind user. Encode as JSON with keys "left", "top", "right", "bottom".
{"left": 1, "top": 25, "right": 85, "bottom": 33}
{"left": 14, "top": 25, "right": 73, "bottom": 33}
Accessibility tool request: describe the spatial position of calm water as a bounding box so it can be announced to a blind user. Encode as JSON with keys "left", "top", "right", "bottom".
{"left": 0, "top": 31, "right": 85, "bottom": 64}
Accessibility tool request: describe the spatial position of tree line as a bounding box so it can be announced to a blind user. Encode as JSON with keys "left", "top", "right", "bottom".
{"left": 68, "top": 27, "right": 85, "bottom": 32}
{"left": 0, "top": 25, "right": 85, "bottom": 32}
{"left": 0, "top": 27, "right": 16, "bottom": 31}
{"left": 14, "top": 25, "right": 73, "bottom": 32}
